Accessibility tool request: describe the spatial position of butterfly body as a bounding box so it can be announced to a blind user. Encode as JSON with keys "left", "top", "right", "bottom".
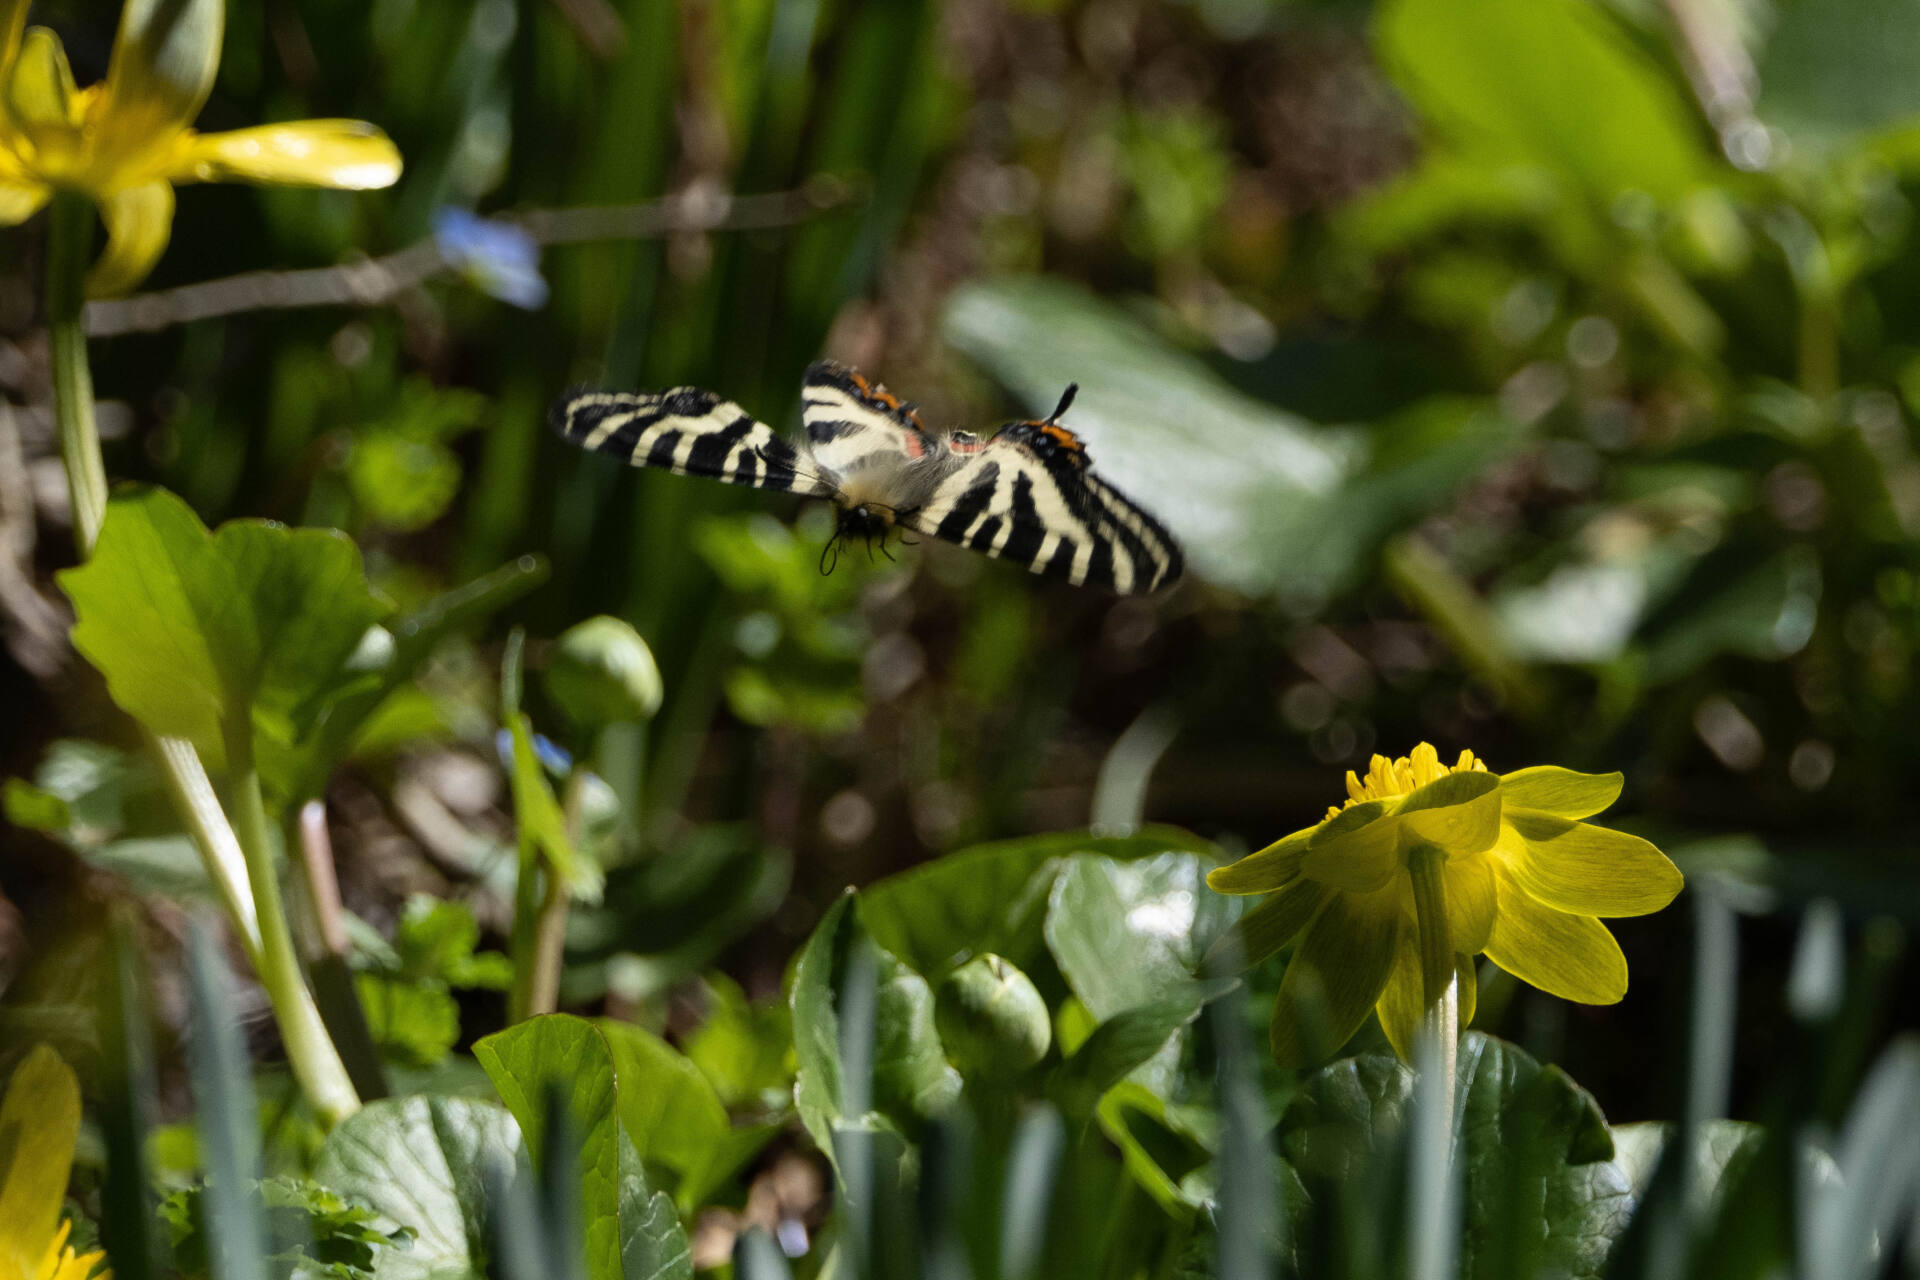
{"left": 550, "top": 361, "right": 1183, "bottom": 594}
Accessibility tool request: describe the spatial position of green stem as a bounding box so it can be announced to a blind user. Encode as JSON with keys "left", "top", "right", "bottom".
{"left": 225, "top": 729, "right": 360, "bottom": 1127}
{"left": 507, "top": 844, "right": 540, "bottom": 1023}
{"left": 1407, "top": 846, "right": 1461, "bottom": 1280}
{"left": 525, "top": 867, "right": 569, "bottom": 1018}
{"left": 43, "top": 188, "right": 358, "bottom": 1128}
{"left": 1407, "top": 842, "right": 1455, "bottom": 1005}
{"left": 524, "top": 769, "right": 594, "bottom": 1018}
{"left": 1408, "top": 974, "right": 1460, "bottom": 1280}
{"left": 149, "top": 732, "right": 263, "bottom": 970}
{"left": 46, "top": 191, "right": 107, "bottom": 557}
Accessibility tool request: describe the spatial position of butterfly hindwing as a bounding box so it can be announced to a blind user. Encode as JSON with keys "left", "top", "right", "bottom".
{"left": 550, "top": 387, "right": 825, "bottom": 494}
{"left": 905, "top": 420, "right": 1183, "bottom": 594}
{"left": 800, "top": 361, "right": 944, "bottom": 480}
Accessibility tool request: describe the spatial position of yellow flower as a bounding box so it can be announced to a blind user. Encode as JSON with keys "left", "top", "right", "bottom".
{"left": 0, "top": 0, "right": 402, "bottom": 295}
{"left": 0, "top": 1046, "right": 107, "bottom": 1280}
{"left": 1207, "top": 743, "right": 1683, "bottom": 1067}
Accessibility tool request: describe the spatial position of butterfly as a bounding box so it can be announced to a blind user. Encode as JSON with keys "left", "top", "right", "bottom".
{"left": 548, "top": 361, "right": 1184, "bottom": 594}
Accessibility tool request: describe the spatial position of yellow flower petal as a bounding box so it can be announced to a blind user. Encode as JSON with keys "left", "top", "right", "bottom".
{"left": 1207, "top": 828, "right": 1310, "bottom": 894}
{"left": 86, "top": 179, "right": 173, "bottom": 297}
{"left": 1376, "top": 944, "right": 1478, "bottom": 1064}
{"left": 1443, "top": 848, "right": 1496, "bottom": 953}
{"left": 0, "top": 181, "right": 47, "bottom": 224}
{"left": 1270, "top": 885, "right": 1400, "bottom": 1067}
{"left": 3, "top": 28, "right": 80, "bottom": 137}
{"left": 1300, "top": 800, "right": 1399, "bottom": 891}
{"left": 174, "top": 120, "right": 402, "bottom": 189}
{"left": 0, "top": 1045, "right": 83, "bottom": 1277}
{"left": 1500, "top": 811, "right": 1684, "bottom": 917}
{"left": 1374, "top": 921, "right": 1424, "bottom": 1061}
{"left": 96, "top": 0, "right": 222, "bottom": 145}
{"left": 1397, "top": 769, "right": 1501, "bottom": 854}
{"left": 1497, "top": 766, "right": 1623, "bottom": 819}
{"left": 34, "top": 1219, "right": 105, "bottom": 1280}
{"left": 1205, "top": 878, "right": 1327, "bottom": 973}
{"left": 1483, "top": 866, "right": 1628, "bottom": 1003}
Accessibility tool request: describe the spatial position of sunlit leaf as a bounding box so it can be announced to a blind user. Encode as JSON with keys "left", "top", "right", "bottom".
{"left": 59, "top": 487, "right": 390, "bottom": 777}
{"left": 473, "top": 1014, "right": 711, "bottom": 1280}
{"left": 790, "top": 894, "right": 961, "bottom": 1166}
{"left": 313, "top": 1096, "right": 526, "bottom": 1280}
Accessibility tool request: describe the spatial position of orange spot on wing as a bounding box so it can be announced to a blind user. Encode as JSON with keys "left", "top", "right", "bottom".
{"left": 1038, "top": 424, "right": 1085, "bottom": 451}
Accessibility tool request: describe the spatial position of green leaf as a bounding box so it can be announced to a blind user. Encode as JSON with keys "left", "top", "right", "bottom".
{"left": 3, "top": 777, "right": 70, "bottom": 833}
{"left": 1637, "top": 544, "right": 1822, "bottom": 684}
{"left": 1376, "top": 0, "right": 1707, "bottom": 205}
{"left": 1044, "top": 852, "right": 1237, "bottom": 1023}
{"left": 392, "top": 897, "right": 513, "bottom": 991}
{"left": 681, "top": 974, "right": 793, "bottom": 1113}
{"left": 313, "top": 1095, "right": 526, "bottom": 1280}
{"left": 1277, "top": 1034, "right": 1632, "bottom": 1280}
{"left": 790, "top": 895, "right": 962, "bottom": 1164}
{"left": 348, "top": 435, "right": 462, "bottom": 533}
{"left": 1757, "top": 0, "right": 1920, "bottom": 146}
{"left": 355, "top": 974, "right": 459, "bottom": 1068}
{"left": 473, "top": 1014, "right": 711, "bottom": 1280}
{"left": 504, "top": 708, "right": 594, "bottom": 899}
{"left": 58, "top": 487, "right": 390, "bottom": 775}
{"left": 859, "top": 826, "right": 1216, "bottom": 977}
{"left": 1095, "top": 1082, "right": 1215, "bottom": 1217}
{"left": 615, "top": 1131, "right": 693, "bottom": 1280}
{"left": 1050, "top": 999, "right": 1206, "bottom": 1114}
{"left": 161, "top": 1175, "right": 415, "bottom": 1280}
{"left": 1609, "top": 1120, "right": 1765, "bottom": 1206}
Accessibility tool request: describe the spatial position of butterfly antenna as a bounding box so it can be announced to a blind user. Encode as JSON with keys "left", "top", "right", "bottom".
{"left": 1048, "top": 383, "right": 1079, "bottom": 422}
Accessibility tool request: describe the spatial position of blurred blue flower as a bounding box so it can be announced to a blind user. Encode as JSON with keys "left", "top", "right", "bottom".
{"left": 433, "top": 207, "right": 549, "bottom": 310}
{"left": 494, "top": 727, "right": 572, "bottom": 777}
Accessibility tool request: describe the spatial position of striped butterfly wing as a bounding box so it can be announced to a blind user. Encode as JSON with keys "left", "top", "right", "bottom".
{"left": 903, "top": 420, "right": 1184, "bottom": 595}
{"left": 550, "top": 387, "right": 830, "bottom": 495}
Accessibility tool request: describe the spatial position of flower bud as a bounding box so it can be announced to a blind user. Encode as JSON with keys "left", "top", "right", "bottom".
{"left": 544, "top": 616, "right": 662, "bottom": 731}
{"left": 935, "top": 953, "right": 1051, "bottom": 1078}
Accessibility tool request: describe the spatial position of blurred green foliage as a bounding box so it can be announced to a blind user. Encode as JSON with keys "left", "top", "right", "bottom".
{"left": 5, "top": 0, "right": 1920, "bottom": 1274}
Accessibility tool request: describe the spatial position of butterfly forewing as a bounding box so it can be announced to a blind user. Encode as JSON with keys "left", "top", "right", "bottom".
{"left": 549, "top": 387, "right": 825, "bottom": 494}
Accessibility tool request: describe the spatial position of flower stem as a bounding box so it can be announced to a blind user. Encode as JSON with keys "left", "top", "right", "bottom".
{"left": 1407, "top": 843, "right": 1455, "bottom": 1004}
{"left": 520, "top": 769, "right": 592, "bottom": 1019}
{"left": 225, "top": 730, "right": 361, "bottom": 1127}
{"left": 44, "top": 189, "right": 360, "bottom": 1128}
{"left": 46, "top": 191, "right": 107, "bottom": 557}
{"left": 44, "top": 189, "right": 359, "bottom": 1128}
{"left": 1409, "top": 973, "right": 1460, "bottom": 1280}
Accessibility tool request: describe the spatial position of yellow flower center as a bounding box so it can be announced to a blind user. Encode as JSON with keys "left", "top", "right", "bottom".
{"left": 1324, "top": 742, "right": 1488, "bottom": 820}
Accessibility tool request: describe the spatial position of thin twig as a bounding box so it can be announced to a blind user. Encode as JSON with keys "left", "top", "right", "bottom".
{"left": 82, "top": 178, "right": 860, "bottom": 337}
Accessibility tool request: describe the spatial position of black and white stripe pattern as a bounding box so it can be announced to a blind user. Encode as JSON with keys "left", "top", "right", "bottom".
{"left": 548, "top": 364, "right": 1184, "bottom": 595}
{"left": 908, "top": 432, "right": 1182, "bottom": 594}
{"left": 549, "top": 387, "right": 824, "bottom": 494}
